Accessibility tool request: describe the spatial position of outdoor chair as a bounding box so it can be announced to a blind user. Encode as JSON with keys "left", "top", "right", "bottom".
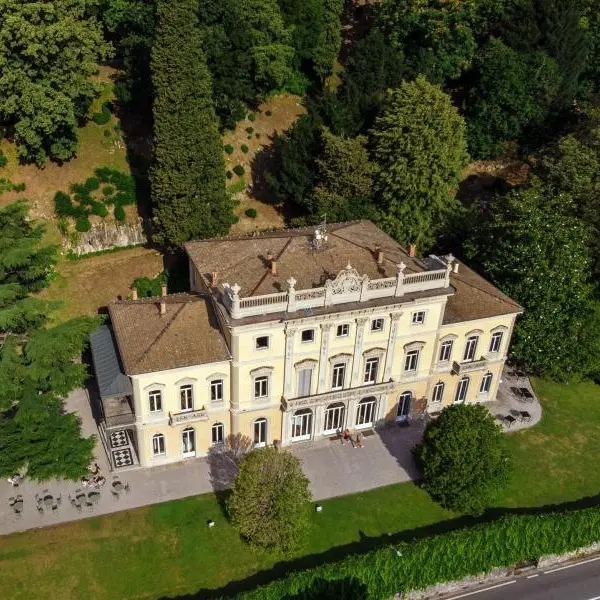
{"left": 510, "top": 386, "right": 523, "bottom": 398}
{"left": 111, "top": 490, "right": 120, "bottom": 501}
{"left": 520, "top": 388, "right": 534, "bottom": 402}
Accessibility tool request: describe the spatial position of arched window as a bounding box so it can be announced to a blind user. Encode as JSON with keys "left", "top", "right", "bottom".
{"left": 396, "top": 391, "right": 412, "bottom": 422}
{"left": 455, "top": 377, "right": 470, "bottom": 403}
{"left": 254, "top": 417, "right": 267, "bottom": 447}
{"left": 480, "top": 372, "right": 493, "bottom": 394}
{"left": 182, "top": 427, "right": 196, "bottom": 457}
{"left": 291, "top": 408, "right": 313, "bottom": 441}
{"left": 152, "top": 433, "right": 165, "bottom": 456}
{"left": 432, "top": 381, "right": 445, "bottom": 403}
{"left": 356, "top": 397, "right": 377, "bottom": 429}
{"left": 212, "top": 422, "right": 225, "bottom": 445}
{"left": 323, "top": 402, "right": 345, "bottom": 434}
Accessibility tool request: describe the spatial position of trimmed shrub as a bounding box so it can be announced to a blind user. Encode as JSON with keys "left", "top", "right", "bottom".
{"left": 247, "top": 135, "right": 252, "bottom": 140}
{"left": 245, "top": 208, "right": 257, "bottom": 218}
{"left": 224, "top": 144, "right": 234, "bottom": 154}
{"left": 226, "top": 170, "right": 233, "bottom": 179}
{"left": 102, "top": 185, "right": 115, "bottom": 197}
{"left": 75, "top": 216, "right": 91, "bottom": 232}
{"left": 230, "top": 214, "right": 240, "bottom": 224}
{"left": 233, "top": 506, "right": 600, "bottom": 600}
{"left": 255, "top": 133, "right": 261, "bottom": 139}
{"left": 247, "top": 112, "right": 256, "bottom": 122}
{"left": 91, "top": 201, "right": 108, "bottom": 217}
{"left": 114, "top": 204, "right": 126, "bottom": 222}
{"left": 134, "top": 272, "right": 166, "bottom": 298}
{"left": 54, "top": 191, "right": 74, "bottom": 217}
{"left": 103, "top": 129, "right": 112, "bottom": 138}
{"left": 265, "top": 110, "right": 272, "bottom": 117}
{"left": 84, "top": 177, "right": 100, "bottom": 192}
{"left": 233, "top": 165, "right": 245, "bottom": 177}
{"left": 12, "top": 182, "right": 25, "bottom": 192}
{"left": 92, "top": 107, "right": 111, "bottom": 125}
{"left": 241, "top": 144, "right": 249, "bottom": 153}
{"left": 0, "top": 150, "right": 7, "bottom": 168}
{"left": 245, "top": 126, "right": 254, "bottom": 134}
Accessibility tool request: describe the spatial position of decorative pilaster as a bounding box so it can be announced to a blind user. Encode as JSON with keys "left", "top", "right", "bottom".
{"left": 317, "top": 323, "right": 333, "bottom": 393}
{"left": 351, "top": 317, "right": 368, "bottom": 386}
{"left": 384, "top": 312, "right": 402, "bottom": 381}
{"left": 314, "top": 405, "right": 325, "bottom": 438}
{"left": 346, "top": 398, "right": 357, "bottom": 429}
{"left": 283, "top": 326, "right": 297, "bottom": 397}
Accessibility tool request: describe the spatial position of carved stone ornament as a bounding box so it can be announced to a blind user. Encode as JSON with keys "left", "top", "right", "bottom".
{"left": 326, "top": 263, "right": 367, "bottom": 296}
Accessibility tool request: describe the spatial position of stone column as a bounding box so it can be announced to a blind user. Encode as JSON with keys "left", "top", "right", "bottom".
{"left": 283, "top": 326, "right": 297, "bottom": 397}
{"left": 317, "top": 323, "right": 333, "bottom": 393}
{"left": 351, "top": 317, "right": 368, "bottom": 386}
{"left": 314, "top": 404, "right": 324, "bottom": 438}
{"left": 384, "top": 312, "right": 402, "bottom": 381}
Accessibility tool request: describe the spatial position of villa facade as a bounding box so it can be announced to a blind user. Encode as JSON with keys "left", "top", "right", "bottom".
{"left": 91, "top": 221, "right": 522, "bottom": 469}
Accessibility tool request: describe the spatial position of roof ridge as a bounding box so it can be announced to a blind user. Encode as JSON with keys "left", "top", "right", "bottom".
{"left": 131, "top": 302, "right": 188, "bottom": 371}
{"left": 110, "top": 292, "right": 201, "bottom": 306}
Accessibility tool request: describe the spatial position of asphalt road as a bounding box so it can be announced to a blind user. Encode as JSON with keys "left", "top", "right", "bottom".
{"left": 440, "top": 556, "right": 600, "bottom": 600}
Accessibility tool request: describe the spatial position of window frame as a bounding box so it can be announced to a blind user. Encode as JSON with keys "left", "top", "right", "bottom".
{"left": 336, "top": 323, "right": 350, "bottom": 337}
{"left": 364, "top": 357, "right": 379, "bottom": 384}
{"left": 301, "top": 329, "right": 315, "bottom": 343}
{"left": 480, "top": 372, "right": 493, "bottom": 394}
{"left": 331, "top": 362, "right": 346, "bottom": 390}
{"left": 463, "top": 336, "right": 479, "bottom": 361}
{"left": 370, "top": 318, "right": 384, "bottom": 332}
{"left": 211, "top": 422, "right": 225, "bottom": 445}
{"left": 210, "top": 379, "right": 224, "bottom": 403}
{"left": 255, "top": 335, "right": 270, "bottom": 350}
{"left": 489, "top": 331, "right": 503, "bottom": 353}
{"left": 148, "top": 389, "right": 163, "bottom": 413}
{"left": 432, "top": 381, "right": 445, "bottom": 403}
{"left": 296, "top": 367, "right": 313, "bottom": 397}
{"left": 180, "top": 384, "right": 193, "bottom": 412}
{"left": 455, "top": 377, "right": 470, "bottom": 403}
{"left": 438, "top": 340, "right": 453, "bottom": 362}
{"left": 254, "top": 375, "right": 269, "bottom": 399}
{"left": 411, "top": 311, "right": 426, "bottom": 325}
{"left": 404, "top": 349, "right": 420, "bottom": 373}
{"left": 152, "top": 433, "right": 166, "bottom": 456}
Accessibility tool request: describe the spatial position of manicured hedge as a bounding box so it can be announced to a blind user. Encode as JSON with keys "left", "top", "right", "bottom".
{"left": 231, "top": 507, "right": 600, "bottom": 600}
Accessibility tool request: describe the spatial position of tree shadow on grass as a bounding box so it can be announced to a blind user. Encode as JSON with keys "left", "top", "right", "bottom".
{"left": 157, "top": 488, "right": 600, "bottom": 600}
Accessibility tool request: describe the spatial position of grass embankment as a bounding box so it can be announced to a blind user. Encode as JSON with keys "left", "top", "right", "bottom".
{"left": 0, "top": 379, "right": 598, "bottom": 599}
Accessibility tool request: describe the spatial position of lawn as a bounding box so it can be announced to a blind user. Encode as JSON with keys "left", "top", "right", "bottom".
{"left": 1, "top": 378, "right": 600, "bottom": 599}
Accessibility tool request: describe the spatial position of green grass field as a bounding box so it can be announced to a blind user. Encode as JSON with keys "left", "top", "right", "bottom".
{"left": 0, "top": 378, "right": 598, "bottom": 600}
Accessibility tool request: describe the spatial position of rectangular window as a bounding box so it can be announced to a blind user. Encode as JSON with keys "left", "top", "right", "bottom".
{"left": 463, "top": 336, "right": 479, "bottom": 361}
{"left": 364, "top": 358, "right": 379, "bottom": 383}
{"left": 149, "top": 390, "right": 162, "bottom": 412}
{"left": 371, "top": 318, "right": 384, "bottom": 332}
{"left": 301, "top": 329, "right": 315, "bottom": 343}
{"left": 296, "top": 368, "right": 313, "bottom": 397}
{"left": 254, "top": 376, "right": 268, "bottom": 399}
{"left": 432, "top": 382, "right": 444, "bottom": 403}
{"left": 455, "top": 378, "right": 469, "bottom": 402}
{"left": 489, "top": 332, "right": 503, "bottom": 353}
{"left": 152, "top": 435, "right": 165, "bottom": 456}
{"left": 180, "top": 385, "right": 193, "bottom": 411}
{"left": 256, "top": 336, "right": 269, "bottom": 350}
{"left": 412, "top": 311, "right": 425, "bottom": 325}
{"left": 439, "top": 340, "right": 453, "bottom": 362}
{"left": 480, "top": 373, "right": 493, "bottom": 394}
{"left": 336, "top": 324, "right": 349, "bottom": 337}
{"left": 404, "top": 350, "right": 420, "bottom": 372}
{"left": 331, "top": 363, "right": 346, "bottom": 390}
{"left": 210, "top": 379, "right": 223, "bottom": 403}
{"left": 212, "top": 423, "right": 224, "bottom": 445}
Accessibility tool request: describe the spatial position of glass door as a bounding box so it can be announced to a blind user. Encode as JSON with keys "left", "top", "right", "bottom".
{"left": 291, "top": 409, "right": 313, "bottom": 441}
{"left": 254, "top": 418, "right": 267, "bottom": 447}
{"left": 182, "top": 428, "right": 196, "bottom": 458}
{"left": 356, "top": 397, "right": 376, "bottom": 429}
{"left": 323, "top": 403, "right": 345, "bottom": 435}
{"left": 396, "top": 392, "right": 412, "bottom": 423}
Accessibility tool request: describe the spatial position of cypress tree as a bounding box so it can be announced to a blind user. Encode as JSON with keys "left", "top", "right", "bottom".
{"left": 151, "top": 0, "right": 233, "bottom": 247}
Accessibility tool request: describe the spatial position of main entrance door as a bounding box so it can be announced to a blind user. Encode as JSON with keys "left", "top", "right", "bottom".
{"left": 356, "top": 397, "right": 377, "bottom": 429}
{"left": 291, "top": 409, "right": 313, "bottom": 441}
{"left": 396, "top": 392, "right": 412, "bottom": 423}
{"left": 182, "top": 428, "right": 196, "bottom": 458}
{"left": 323, "top": 403, "right": 345, "bottom": 435}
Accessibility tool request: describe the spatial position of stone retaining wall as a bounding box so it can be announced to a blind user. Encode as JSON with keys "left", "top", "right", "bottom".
{"left": 68, "top": 220, "right": 147, "bottom": 255}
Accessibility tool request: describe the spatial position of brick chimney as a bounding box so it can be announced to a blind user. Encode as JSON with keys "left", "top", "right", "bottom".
{"left": 161, "top": 284, "right": 167, "bottom": 297}
{"left": 159, "top": 284, "right": 167, "bottom": 315}
{"left": 409, "top": 244, "right": 416, "bottom": 258}
{"left": 271, "top": 260, "right": 277, "bottom": 275}
{"left": 211, "top": 271, "right": 218, "bottom": 287}
{"left": 131, "top": 288, "right": 138, "bottom": 300}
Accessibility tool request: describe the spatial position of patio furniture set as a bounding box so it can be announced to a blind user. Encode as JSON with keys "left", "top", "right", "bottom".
{"left": 498, "top": 368, "right": 536, "bottom": 428}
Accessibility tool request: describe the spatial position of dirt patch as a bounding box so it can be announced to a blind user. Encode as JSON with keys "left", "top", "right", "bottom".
{"left": 223, "top": 94, "right": 306, "bottom": 234}
{"left": 40, "top": 246, "right": 164, "bottom": 324}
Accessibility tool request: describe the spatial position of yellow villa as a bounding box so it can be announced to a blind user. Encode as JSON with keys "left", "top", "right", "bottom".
{"left": 90, "top": 221, "right": 522, "bottom": 469}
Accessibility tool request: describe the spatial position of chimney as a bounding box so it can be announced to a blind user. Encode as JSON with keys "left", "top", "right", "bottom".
{"left": 453, "top": 261, "right": 459, "bottom": 274}
{"left": 375, "top": 245, "right": 384, "bottom": 265}
{"left": 131, "top": 288, "right": 138, "bottom": 301}
{"left": 271, "top": 260, "right": 277, "bottom": 276}
{"left": 159, "top": 299, "right": 166, "bottom": 315}
{"left": 211, "top": 271, "right": 218, "bottom": 287}
{"left": 266, "top": 250, "right": 273, "bottom": 262}
{"left": 409, "top": 244, "right": 416, "bottom": 258}
{"left": 161, "top": 284, "right": 167, "bottom": 297}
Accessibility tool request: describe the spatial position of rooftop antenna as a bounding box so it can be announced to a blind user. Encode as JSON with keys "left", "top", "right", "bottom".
{"left": 311, "top": 215, "right": 329, "bottom": 251}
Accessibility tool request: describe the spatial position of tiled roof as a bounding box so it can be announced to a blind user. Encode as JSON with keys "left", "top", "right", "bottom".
{"left": 109, "top": 294, "right": 230, "bottom": 375}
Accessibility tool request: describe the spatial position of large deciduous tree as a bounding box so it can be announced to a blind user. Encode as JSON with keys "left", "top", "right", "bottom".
{"left": 151, "top": 0, "right": 233, "bottom": 246}
{"left": 414, "top": 404, "right": 509, "bottom": 515}
{"left": 463, "top": 184, "right": 600, "bottom": 380}
{"left": 372, "top": 76, "right": 469, "bottom": 250}
{"left": 0, "top": 0, "right": 111, "bottom": 165}
{"left": 228, "top": 447, "right": 312, "bottom": 551}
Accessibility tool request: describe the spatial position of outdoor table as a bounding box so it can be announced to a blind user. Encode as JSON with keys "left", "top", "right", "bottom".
{"left": 520, "top": 388, "right": 534, "bottom": 402}
{"left": 113, "top": 482, "right": 124, "bottom": 492}
{"left": 519, "top": 411, "right": 531, "bottom": 422}
{"left": 504, "top": 415, "right": 516, "bottom": 428}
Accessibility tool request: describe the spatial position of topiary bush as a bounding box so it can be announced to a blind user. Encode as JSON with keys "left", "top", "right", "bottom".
{"left": 241, "top": 144, "right": 249, "bottom": 153}
{"left": 114, "top": 204, "right": 126, "bottom": 222}
{"left": 0, "top": 150, "right": 7, "bottom": 168}
{"left": 226, "top": 170, "right": 233, "bottom": 179}
{"left": 102, "top": 185, "right": 115, "bottom": 197}
{"left": 91, "top": 201, "right": 108, "bottom": 217}
{"left": 245, "top": 126, "right": 254, "bottom": 134}
{"left": 233, "top": 164, "right": 245, "bottom": 177}
{"left": 75, "top": 216, "right": 91, "bottom": 232}
{"left": 414, "top": 404, "right": 509, "bottom": 515}
{"left": 247, "top": 112, "right": 256, "bottom": 122}
{"left": 245, "top": 208, "right": 257, "bottom": 218}
{"left": 134, "top": 272, "right": 167, "bottom": 297}
{"left": 224, "top": 144, "right": 234, "bottom": 154}
{"left": 265, "top": 110, "right": 272, "bottom": 117}
{"left": 92, "top": 106, "right": 111, "bottom": 125}
{"left": 54, "top": 191, "right": 74, "bottom": 218}
{"left": 103, "top": 129, "right": 112, "bottom": 138}
{"left": 12, "top": 182, "right": 25, "bottom": 192}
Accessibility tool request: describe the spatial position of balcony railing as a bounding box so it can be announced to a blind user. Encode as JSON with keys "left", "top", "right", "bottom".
{"left": 105, "top": 412, "right": 135, "bottom": 429}
{"left": 452, "top": 358, "right": 488, "bottom": 375}
{"left": 169, "top": 408, "right": 209, "bottom": 426}
{"left": 224, "top": 261, "right": 451, "bottom": 319}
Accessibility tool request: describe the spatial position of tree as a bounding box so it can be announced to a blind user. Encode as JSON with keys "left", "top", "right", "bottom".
{"left": 151, "top": 0, "right": 233, "bottom": 246}
{"left": 0, "top": 201, "right": 58, "bottom": 334}
{"left": 0, "top": 0, "right": 111, "bottom": 164}
{"left": 312, "top": 128, "right": 378, "bottom": 221}
{"left": 465, "top": 39, "right": 562, "bottom": 158}
{"left": 312, "top": 0, "right": 344, "bottom": 80}
{"left": 414, "top": 404, "right": 509, "bottom": 515}
{"left": 228, "top": 447, "right": 312, "bottom": 551}
{"left": 372, "top": 77, "right": 469, "bottom": 250}
{"left": 463, "top": 183, "right": 600, "bottom": 380}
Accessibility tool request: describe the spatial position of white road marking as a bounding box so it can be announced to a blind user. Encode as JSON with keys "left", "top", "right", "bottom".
{"left": 543, "top": 555, "right": 600, "bottom": 575}
{"left": 584, "top": 596, "right": 600, "bottom": 600}
{"left": 444, "top": 580, "right": 516, "bottom": 599}
{"left": 526, "top": 574, "right": 539, "bottom": 579}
